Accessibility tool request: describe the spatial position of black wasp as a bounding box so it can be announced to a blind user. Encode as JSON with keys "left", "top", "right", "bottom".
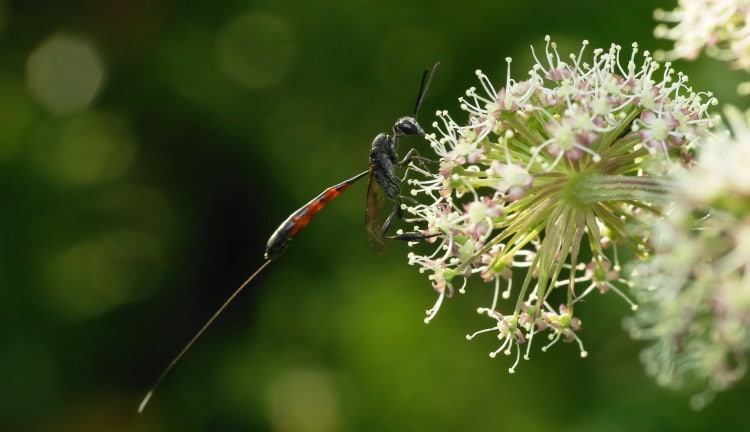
{"left": 139, "top": 63, "right": 440, "bottom": 413}
{"left": 266, "top": 62, "right": 439, "bottom": 258}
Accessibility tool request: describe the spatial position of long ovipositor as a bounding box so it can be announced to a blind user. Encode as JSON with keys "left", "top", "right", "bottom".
{"left": 138, "top": 64, "right": 440, "bottom": 414}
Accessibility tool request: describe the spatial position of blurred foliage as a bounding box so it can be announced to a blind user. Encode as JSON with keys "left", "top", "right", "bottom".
{"left": 2, "top": 0, "right": 749, "bottom": 431}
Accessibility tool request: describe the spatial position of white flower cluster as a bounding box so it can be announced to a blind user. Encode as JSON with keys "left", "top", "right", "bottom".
{"left": 626, "top": 106, "right": 750, "bottom": 409}
{"left": 402, "top": 37, "right": 715, "bottom": 370}
{"left": 654, "top": 0, "right": 750, "bottom": 72}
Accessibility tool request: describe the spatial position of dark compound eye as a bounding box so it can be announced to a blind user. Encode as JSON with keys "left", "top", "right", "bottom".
{"left": 393, "top": 117, "right": 424, "bottom": 137}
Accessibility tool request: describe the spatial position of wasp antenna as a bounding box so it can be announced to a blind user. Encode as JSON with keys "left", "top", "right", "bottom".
{"left": 413, "top": 62, "right": 440, "bottom": 118}
{"left": 137, "top": 258, "right": 273, "bottom": 413}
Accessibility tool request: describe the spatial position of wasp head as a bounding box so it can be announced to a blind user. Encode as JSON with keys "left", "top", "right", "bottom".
{"left": 393, "top": 116, "right": 424, "bottom": 138}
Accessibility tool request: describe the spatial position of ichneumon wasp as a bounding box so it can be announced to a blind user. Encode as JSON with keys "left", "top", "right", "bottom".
{"left": 266, "top": 62, "right": 439, "bottom": 258}
{"left": 363, "top": 64, "right": 439, "bottom": 253}
{"left": 138, "top": 63, "right": 440, "bottom": 413}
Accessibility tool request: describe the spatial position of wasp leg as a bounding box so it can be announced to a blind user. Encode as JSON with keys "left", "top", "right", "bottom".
{"left": 380, "top": 199, "right": 401, "bottom": 239}
{"left": 396, "top": 148, "right": 436, "bottom": 168}
{"left": 384, "top": 210, "right": 440, "bottom": 242}
{"left": 378, "top": 149, "right": 441, "bottom": 243}
{"left": 388, "top": 231, "right": 440, "bottom": 242}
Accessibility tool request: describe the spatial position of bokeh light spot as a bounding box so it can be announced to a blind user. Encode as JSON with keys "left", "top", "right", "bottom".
{"left": 40, "top": 229, "right": 164, "bottom": 321}
{"left": 266, "top": 368, "right": 341, "bottom": 432}
{"left": 215, "top": 11, "right": 296, "bottom": 90}
{"left": 30, "top": 111, "right": 137, "bottom": 186}
{"left": 26, "top": 33, "right": 105, "bottom": 115}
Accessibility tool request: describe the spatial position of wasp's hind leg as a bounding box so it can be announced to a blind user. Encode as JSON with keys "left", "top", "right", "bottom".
{"left": 385, "top": 214, "right": 440, "bottom": 243}
{"left": 388, "top": 231, "right": 440, "bottom": 242}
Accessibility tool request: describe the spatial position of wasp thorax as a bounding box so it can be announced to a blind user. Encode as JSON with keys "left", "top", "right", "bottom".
{"left": 393, "top": 116, "right": 424, "bottom": 137}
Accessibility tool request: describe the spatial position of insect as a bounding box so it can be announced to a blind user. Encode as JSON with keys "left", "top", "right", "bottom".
{"left": 138, "top": 63, "right": 439, "bottom": 413}
{"left": 267, "top": 62, "right": 439, "bottom": 258}
{"left": 364, "top": 64, "right": 439, "bottom": 252}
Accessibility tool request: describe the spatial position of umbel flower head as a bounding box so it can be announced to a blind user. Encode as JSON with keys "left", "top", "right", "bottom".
{"left": 402, "top": 36, "right": 716, "bottom": 372}
{"left": 626, "top": 106, "right": 750, "bottom": 409}
{"left": 654, "top": 0, "right": 750, "bottom": 72}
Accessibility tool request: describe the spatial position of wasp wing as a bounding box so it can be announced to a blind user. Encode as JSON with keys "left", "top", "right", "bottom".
{"left": 364, "top": 170, "right": 388, "bottom": 254}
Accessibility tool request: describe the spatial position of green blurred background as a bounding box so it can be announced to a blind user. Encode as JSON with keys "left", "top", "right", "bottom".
{"left": 3, "top": 0, "right": 749, "bottom": 431}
